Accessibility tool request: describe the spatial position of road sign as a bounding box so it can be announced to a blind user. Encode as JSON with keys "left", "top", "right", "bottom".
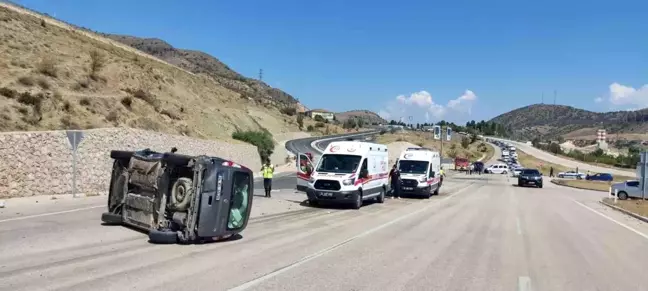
{"left": 66, "top": 130, "right": 85, "bottom": 198}
{"left": 446, "top": 127, "right": 452, "bottom": 141}
{"left": 66, "top": 130, "right": 84, "bottom": 151}
{"left": 433, "top": 125, "right": 441, "bottom": 140}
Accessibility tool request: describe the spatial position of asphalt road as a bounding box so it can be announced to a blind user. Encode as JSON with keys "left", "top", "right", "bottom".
{"left": 490, "top": 137, "right": 635, "bottom": 177}
{"left": 4, "top": 144, "right": 648, "bottom": 290}
{"left": 285, "top": 130, "right": 380, "bottom": 161}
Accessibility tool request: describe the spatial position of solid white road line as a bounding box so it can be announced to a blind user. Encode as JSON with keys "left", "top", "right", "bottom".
{"left": 572, "top": 199, "right": 648, "bottom": 241}
{"left": 228, "top": 183, "right": 476, "bottom": 291}
{"left": 0, "top": 205, "right": 104, "bottom": 223}
{"left": 516, "top": 217, "right": 522, "bottom": 235}
{"left": 518, "top": 276, "right": 533, "bottom": 291}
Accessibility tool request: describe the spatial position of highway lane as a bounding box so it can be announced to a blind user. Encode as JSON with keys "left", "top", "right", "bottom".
{"left": 489, "top": 137, "right": 635, "bottom": 177}
{"left": 4, "top": 170, "right": 648, "bottom": 291}
{"left": 5, "top": 143, "right": 648, "bottom": 290}
{"left": 285, "top": 130, "right": 380, "bottom": 162}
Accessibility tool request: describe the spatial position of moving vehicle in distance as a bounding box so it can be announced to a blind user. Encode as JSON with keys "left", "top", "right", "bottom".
{"left": 557, "top": 170, "right": 586, "bottom": 179}
{"left": 101, "top": 148, "right": 254, "bottom": 244}
{"left": 455, "top": 157, "right": 470, "bottom": 171}
{"left": 511, "top": 166, "right": 524, "bottom": 177}
{"left": 397, "top": 147, "right": 442, "bottom": 198}
{"left": 517, "top": 168, "right": 543, "bottom": 188}
{"left": 296, "top": 141, "right": 389, "bottom": 209}
{"left": 486, "top": 163, "right": 509, "bottom": 174}
{"left": 585, "top": 172, "right": 614, "bottom": 182}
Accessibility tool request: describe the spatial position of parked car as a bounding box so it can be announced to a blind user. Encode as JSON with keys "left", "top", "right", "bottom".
{"left": 557, "top": 170, "right": 586, "bottom": 179}
{"left": 585, "top": 173, "right": 614, "bottom": 182}
{"left": 518, "top": 168, "right": 543, "bottom": 188}
{"left": 610, "top": 180, "right": 640, "bottom": 200}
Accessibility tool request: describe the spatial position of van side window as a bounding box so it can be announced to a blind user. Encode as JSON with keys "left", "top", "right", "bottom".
{"left": 359, "top": 159, "right": 368, "bottom": 178}
{"left": 627, "top": 181, "right": 640, "bottom": 187}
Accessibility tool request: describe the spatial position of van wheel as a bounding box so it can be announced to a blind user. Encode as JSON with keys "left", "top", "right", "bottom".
{"left": 376, "top": 188, "right": 385, "bottom": 203}
{"left": 433, "top": 186, "right": 440, "bottom": 196}
{"left": 618, "top": 191, "right": 629, "bottom": 200}
{"left": 353, "top": 192, "right": 363, "bottom": 209}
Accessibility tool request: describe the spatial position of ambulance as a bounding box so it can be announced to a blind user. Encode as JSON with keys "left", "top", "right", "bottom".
{"left": 296, "top": 141, "right": 389, "bottom": 209}
{"left": 396, "top": 147, "right": 442, "bottom": 198}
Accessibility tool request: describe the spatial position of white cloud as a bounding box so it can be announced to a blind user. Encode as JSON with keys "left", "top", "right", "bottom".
{"left": 381, "top": 89, "right": 478, "bottom": 123}
{"left": 594, "top": 97, "right": 603, "bottom": 103}
{"left": 396, "top": 91, "right": 434, "bottom": 107}
{"left": 607, "top": 82, "right": 648, "bottom": 107}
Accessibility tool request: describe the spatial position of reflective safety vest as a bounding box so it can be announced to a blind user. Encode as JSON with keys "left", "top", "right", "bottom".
{"left": 262, "top": 165, "right": 274, "bottom": 179}
{"left": 439, "top": 169, "right": 445, "bottom": 176}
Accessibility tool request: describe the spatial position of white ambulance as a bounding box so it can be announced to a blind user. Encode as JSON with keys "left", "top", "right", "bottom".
{"left": 396, "top": 147, "right": 442, "bottom": 198}
{"left": 296, "top": 141, "right": 389, "bottom": 209}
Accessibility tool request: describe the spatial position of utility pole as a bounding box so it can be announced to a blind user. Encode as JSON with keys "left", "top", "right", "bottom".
{"left": 259, "top": 69, "right": 263, "bottom": 81}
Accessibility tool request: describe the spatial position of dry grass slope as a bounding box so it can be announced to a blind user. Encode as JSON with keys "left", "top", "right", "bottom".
{"left": 0, "top": 3, "right": 339, "bottom": 140}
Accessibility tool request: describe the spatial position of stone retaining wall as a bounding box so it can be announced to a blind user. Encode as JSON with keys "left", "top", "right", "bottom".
{"left": 0, "top": 128, "right": 261, "bottom": 198}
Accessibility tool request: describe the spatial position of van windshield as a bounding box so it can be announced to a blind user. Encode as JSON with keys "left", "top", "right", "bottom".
{"left": 398, "top": 160, "right": 429, "bottom": 174}
{"left": 316, "top": 154, "right": 362, "bottom": 174}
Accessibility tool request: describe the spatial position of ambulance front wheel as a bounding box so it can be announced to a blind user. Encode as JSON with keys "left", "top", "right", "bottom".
{"left": 353, "top": 191, "right": 363, "bottom": 210}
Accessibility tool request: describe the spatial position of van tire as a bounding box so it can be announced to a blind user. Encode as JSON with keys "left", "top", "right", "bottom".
{"left": 376, "top": 188, "right": 385, "bottom": 203}
{"left": 353, "top": 192, "right": 363, "bottom": 209}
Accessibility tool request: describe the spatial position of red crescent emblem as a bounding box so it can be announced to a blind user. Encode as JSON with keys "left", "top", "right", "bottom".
{"left": 330, "top": 146, "right": 340, "bottom": 152}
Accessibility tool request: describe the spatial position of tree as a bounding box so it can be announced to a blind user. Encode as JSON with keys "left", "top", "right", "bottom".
{"left": 314, "top": 115, "right": 325, "bottom": 122}
{"left": 531, "top": 137, "right": 540, "bottom": 147}
{"left": 548, "top": 143, "right": 562, "bottom": 154}
{"left": 297, "top": 114, "right": 304, "bottom": 130}
{"left": 470, "top": 134, "right": 478, "bottom": 144}
{"left": 231, "top": 130, "right": 275, "bottom": 163}
{"left": 357, "top": 118, "right": 364, "bottom": 128}
{"left": 447, "top": 149, "right": 458, "bottom": 158}
{"left": 461, "top": 137, "right": 470, "bottom": 149}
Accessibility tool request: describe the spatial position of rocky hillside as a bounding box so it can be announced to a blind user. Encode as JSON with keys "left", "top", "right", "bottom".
{"left": 490, "top": 104, "right": 648, "bottom": 140}
{"left": 101, "top": 34, "right": 300, "bottom": 107}
{"left": 335, "top": 110, "right": 387, "bottom": 125}
{"left": 0, "top": 3, "right": 338, "bottom": 140}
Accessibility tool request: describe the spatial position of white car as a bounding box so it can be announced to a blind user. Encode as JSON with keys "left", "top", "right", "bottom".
{"left": 557, "top": 171, "right": 586, "bottom": 179}
{"left": 487, "top": 164, "right": 509, "bottom": 174}
{"left": 512, "top": 167, "right": 524, "bottom": 177}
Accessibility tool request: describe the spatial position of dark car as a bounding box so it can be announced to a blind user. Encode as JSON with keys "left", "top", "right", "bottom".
{"left": 517, "top": 168, "right": 543, "bottom": 188}
{"left": 101, "top": 148, "right": 254, "bottom": 244}
{"left": 473, "top": 161, "right": 484, "bottom": 173}
{"left": 585, "top": 173, "right": 613, "bottom": 182}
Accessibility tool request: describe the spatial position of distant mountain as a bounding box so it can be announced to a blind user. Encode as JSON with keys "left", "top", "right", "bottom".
{"left": 489, "top": 104, "right": 648, "bottom": 140}
{"left": 335, "top": 110, "right": 387, "bottom": 125}
{"left": 102, "top": 34, "right": 300, "bottom": 106}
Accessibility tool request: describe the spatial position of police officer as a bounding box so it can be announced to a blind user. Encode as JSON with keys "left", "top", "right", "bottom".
{"left": 261, "top": 160, "right": 275, "bottom": 198}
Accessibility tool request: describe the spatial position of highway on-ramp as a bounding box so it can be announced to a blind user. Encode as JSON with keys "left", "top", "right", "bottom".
{"left": 3, "top": 136, "right": 648, "bottom": 290}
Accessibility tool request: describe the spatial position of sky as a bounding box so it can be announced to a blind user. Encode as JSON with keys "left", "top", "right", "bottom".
{"left": 12, "top": 0, "right": 648, "bottom": 124}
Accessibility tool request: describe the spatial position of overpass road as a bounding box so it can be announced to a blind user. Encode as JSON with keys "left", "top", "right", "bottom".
{"left": 2, "top": 135, "right": 648, "bottom": 291}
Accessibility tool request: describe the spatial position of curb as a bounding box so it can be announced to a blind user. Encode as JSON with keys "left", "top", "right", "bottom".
{"left": 550, "top": 179, "right": 607, "bottom": 192}
{"left": 599, "top": 200, "right": 648, "bottom": 223}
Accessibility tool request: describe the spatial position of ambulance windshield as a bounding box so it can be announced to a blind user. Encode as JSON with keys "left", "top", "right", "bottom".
{"left": 316, "top": 154, "right": 362, "bottom": 174}
{"left": 398, "top": 160, "right": 429, "bottom": 174}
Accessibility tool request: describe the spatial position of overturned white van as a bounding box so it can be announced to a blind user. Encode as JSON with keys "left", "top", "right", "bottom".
{"left": 296, "top": 141, "right": 389, "bottom": 209}
{"left": 397, "top": 147, "right": 442, "bottom": 198}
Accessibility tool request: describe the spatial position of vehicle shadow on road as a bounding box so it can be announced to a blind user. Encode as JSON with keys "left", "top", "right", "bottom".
{"left": 285, "top": 199, "right": 379, "bottom": 210}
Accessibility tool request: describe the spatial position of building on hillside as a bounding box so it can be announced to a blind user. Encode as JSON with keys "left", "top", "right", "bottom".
{"left": 305, "top": 109, "right": 335, "bottom": 121}
{"left": 597, "top": 129, "right": 608, "bottom": 150}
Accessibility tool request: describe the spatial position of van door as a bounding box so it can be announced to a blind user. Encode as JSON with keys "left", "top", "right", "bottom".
{"left": 296, "top": 153, "right": 313, "bottom": 192}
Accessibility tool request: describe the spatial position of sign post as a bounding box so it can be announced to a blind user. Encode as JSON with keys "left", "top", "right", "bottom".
{"left": 66, "top": 130, "right": 85, "bottom": 198}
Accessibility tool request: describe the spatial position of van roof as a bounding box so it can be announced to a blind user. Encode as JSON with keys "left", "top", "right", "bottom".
{"left": 399, "top": 148, "right": 440, "bottom": 161}
{"left": 324, "top": 141, "right": 388, "bottom": 155}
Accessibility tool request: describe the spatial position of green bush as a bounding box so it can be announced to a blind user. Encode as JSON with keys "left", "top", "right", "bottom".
{"left": 315, "top": 122, "right": 325, "bottom": 128}
{"left": 232, "top": 130, "right": 275, "bottom": 163}
{"left": 307, "top": 125, "right": 314, "bottom": 131}
{"left": 314, "top": 115, "right": 325, "bottom": 122}
{"left": 461, "top": 137, "right": 470, "bottom": 149}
